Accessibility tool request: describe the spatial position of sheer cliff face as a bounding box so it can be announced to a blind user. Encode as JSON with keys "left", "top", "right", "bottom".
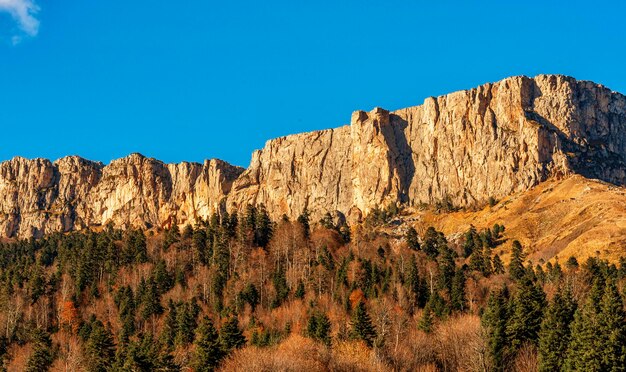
{"left": 227, "top": 75, "right": 626, "bottom": 220}
{"left": 1, "top": 74, "right": 625, "bottom": 237}
{"left": 0, "top": 154, "right": 243, "bottom": 237}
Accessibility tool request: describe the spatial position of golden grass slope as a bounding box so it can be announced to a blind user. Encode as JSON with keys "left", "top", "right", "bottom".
{"left": 416, "top": 175, "right": 626, "bottom": 264}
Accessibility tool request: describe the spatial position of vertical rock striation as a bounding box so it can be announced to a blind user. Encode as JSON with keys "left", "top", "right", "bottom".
{"left": 1, "top": 74, "right": 625, "bottom": 237}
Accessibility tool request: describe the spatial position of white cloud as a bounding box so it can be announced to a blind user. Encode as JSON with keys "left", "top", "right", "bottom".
{"left": 0, "top": 0, "right": 39, "bottom": 42}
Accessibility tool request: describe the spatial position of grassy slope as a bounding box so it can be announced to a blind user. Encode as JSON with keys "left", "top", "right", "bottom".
{"left": 410, "top": 175, "right": 626, "bottom": 264}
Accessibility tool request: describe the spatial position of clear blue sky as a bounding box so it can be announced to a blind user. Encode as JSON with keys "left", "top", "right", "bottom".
{"left": 1, "top": 1, "right": 625, "bottom": 167}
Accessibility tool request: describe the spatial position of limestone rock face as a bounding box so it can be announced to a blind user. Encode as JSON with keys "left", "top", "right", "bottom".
{"left": 227, "top": 75, "right": 626, "bottom": 220}
{"left": 0, "top": 154, "right": 243, "bottom": 237}
{"left": 1, "top": 74, "right": 625, "bottom": 237}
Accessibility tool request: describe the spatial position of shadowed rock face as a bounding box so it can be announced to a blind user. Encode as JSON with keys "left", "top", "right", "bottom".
{"left": 1, "top": 75, "right": 625, "bottom": 237}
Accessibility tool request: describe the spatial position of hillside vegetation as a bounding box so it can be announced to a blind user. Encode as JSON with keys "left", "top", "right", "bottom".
{"left": 0, "top": 188, "right": 625, "bottom": 371}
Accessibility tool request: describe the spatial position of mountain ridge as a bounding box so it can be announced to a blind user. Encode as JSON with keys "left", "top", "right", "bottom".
{"left": 2, "top": 74, "right": 625, "bottom": 238}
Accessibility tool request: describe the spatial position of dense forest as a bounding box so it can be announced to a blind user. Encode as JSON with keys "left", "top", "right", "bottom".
{"left": 0, "top": 204, "right": 625, "bottom": 371}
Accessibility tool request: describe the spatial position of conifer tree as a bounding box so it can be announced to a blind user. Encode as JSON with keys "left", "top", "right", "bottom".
{"left": 418, "top": 303, "right": 434, "bottom": 333}
{"left": 405, "top": 227, "right": 420, "bottom": 251}
{"left": 294, "top": 280, "right": 306, "bottom": 300}
{"left": 482, "top": 286, "right": 509, "bottom": 371}
{"left": 350, "top": 301, "right": 377, "bottom": 347}
{"left": 26, "top": 329, "right": 54, "bottom": 372}
{"left": 598, "top": 279, "right": 626, "bottom": 371}
{"left": 297, "top": 208, "right": 311, "bottom": 239}
{"left": 306, "top": 311, "right": 332, "bottom": 346}
{"left": 508, "top": 240, "right": 525, "bottom": 280}
{"left": 192, "top": 317, "right": 224, "bottom": 371}
{"left": 85, "top": 320, "right": 116, "bottom": 372}
{"left": 492, "top": 254, "right": 505, "bottom": 274}
{"left": 565, "top": 293, "right": 603, "bottom": 371}
{"left": 220, "top": 317, "right": 246, "bottom": 353}
{"left": 538, "top": 286, "right": 576, "bottom": 371}
{"left": 506, "top": 275, "right": 546, "bottom": 353}
{"left": 450, "top": 269, "right": 467, "bottom": 312}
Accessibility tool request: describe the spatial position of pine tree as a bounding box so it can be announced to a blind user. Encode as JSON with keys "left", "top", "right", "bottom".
{"left": 565, "top": 293, "right": 603, "bottom": 371}
{"left": 254, "top": 204, "right": 273, "bottom": 247}
{"left": 450, "top": 268, "right": 467, "bottom": 312}
{"left": 220, "top": 317, "right": 246, "bottom": 353}
{"left": 405, "top": 227, "right": 420, "bottom": 251}
{"left": 506, "top": 275, "right": 546, "bottom": 353}
{"left": 349, "top": 301, "right": 377, "bottom": 347}
{"left": 84, "top": 320, "right": 115, "bottom": 372}
{"left": 508, "top": 240, "right": 525, "bottom": 280}
{"left": 192, "top": 316, "right": 225, "bottom": 371}
{"left": 418, "top": 303, "right": 434, "bottom": 333}
{"left": 297, "top": 208, "right": 311, "bottom": 239}
{"left": 306, "top": 311, "right": 332, "bottom": 346}
{"left": 598, "top": 279, "right": 626, "bottom": 371}
{"left": 26, "top": 329, "right": 54, "bottom": 372}
{"left": 161, "top": 300, "right": 178, "bottom": 347}
{"left": 492, "top": 254, "right": 505, "bottom": 274}
{"left": 482, "top": 286, "right": 509, "bottom": 371}
{"left": 538, "top": 286, "right": 576, "bottom": 372}
{"left": 175, "top": 302, "right": 198, "bottom": 346}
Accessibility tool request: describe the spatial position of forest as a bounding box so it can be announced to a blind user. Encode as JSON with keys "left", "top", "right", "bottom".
{"left": 0, "top": 204, "right": 624, "bottom": 371}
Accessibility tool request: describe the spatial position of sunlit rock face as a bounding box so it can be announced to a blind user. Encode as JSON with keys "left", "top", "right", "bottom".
{"left": 1, "top": 75, "right": 625, "bottom": 237}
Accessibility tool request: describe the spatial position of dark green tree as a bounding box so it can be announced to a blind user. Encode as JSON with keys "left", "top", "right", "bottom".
{"left": 306, "top": 311, "right": 332, "bottom": 346}
{"left": 482, "top": 286, "right": 509, "bottom": 371}
{"left": 405, "top": 227, "right": 420, "bottom": 251}
{"left": 220, "top": 317, "right": 246, "bottom": 353}
{"left": 349, "top": 301, "right": 377, "bottom": 347}
{"left": 598, "top": 279, "right": 626, "bottom": 370}
{"left": 538, "top": 286, "right": 576, "bottom": 372}
{"left": 192, "top": 317, "right": 225, "bottom": 371}
{"left": 506, "top": 275, "right": 546, "bottom": 353}
{"left": 508, "top": 240, "right": 526, "bottom": 280}
{"left": 84, "top": 320, "right": 116, "bottom": 372}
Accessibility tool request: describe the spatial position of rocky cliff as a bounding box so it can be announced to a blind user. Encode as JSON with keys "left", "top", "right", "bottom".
{"left": 2, "top": 74, "right": 625, "bottom": 237}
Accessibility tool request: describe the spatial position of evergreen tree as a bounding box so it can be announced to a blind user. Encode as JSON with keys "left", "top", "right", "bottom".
{"left": 175, "top": 302, "right": 198, "bottom": 346}
{"left": 492, "top": 254, "right": 505, "bottom": 274}
{"left": 26, "top": 329, "right": 54, "bottom": 372}
{"left": 482, "top": 286, "right": 509, "bottom": 371}
{"left": 405, "top": 227, "right": 420, "bottom": 251}
{"left": 418, "top": 303, "right": 434, "bottom": 333}
{"left": 192, "top": 317, "right": 225, "bottom": 371}
{"left": 84, "top": 320, "right": 115, "bottom": 372}
{"left": 565, "top": 293, "right": 603, "bottom": 371}
{"left": 254, "top": 205, "right": 273, "bottom": 247}
{"left": 220, "top": 317, "right": 246, "bottom": 353}
{"left": 297, "top": 208, "right": 311, "bottom": 239}
{"left": 161, "top": 300, "right": 178, "bottom": 347}
{"left": 450, "top": 268, "right": 467, "bottom": 312}
{"left": 306, "top": 311, "right": 332, "bottom": 346}
{"left": 294, "top": 280, "right": 306, "bottom": 300}
{"left": 598, "top": 279, "right": 626, "bottom": 371}
{"left": 349, "top": 301, "right": 377, "bottom": 347}
{"left": 538, "top": 286, "right": 576, "bottom": 372}
{"left": 506, "top": 275, "right": 546, "bottom": 353}
{"left": 508, "top": 240, "right": 526, "bottom": 280}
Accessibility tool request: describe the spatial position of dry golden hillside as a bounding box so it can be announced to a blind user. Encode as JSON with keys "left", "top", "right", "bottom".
{"left": 409, "top": 175, "right": 626, "bottom": 264}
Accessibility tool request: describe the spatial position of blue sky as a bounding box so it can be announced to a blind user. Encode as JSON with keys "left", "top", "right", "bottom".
{"left": 1, "top": 1, "right": 625, "bottom": 167}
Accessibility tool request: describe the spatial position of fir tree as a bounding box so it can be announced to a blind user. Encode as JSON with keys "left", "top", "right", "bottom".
{"left": 306, "top": 311, "right": 332, "bottom": 346}
{"left": 418, "top": 303, "right": 434, "bottom": 333}
{"left": 492, "top": 254, "right": 505, "bottom": 274}
{"left": 297, "top": 208, "right": 311, "bottom": 239}
{"left": 450, "top": 268, "right": 467, "bottom": 312}
{"left": 506, "top": 275, "right": 546, "bottom": 353}
{"left": 349, "top": 301, "right": 377, "bottom": 347}
{"left": 508, "top": 240, "right": 525, "bottom": 280}
{"left": 405, "top": 227, "right": 420, "bottom": 251}
{"left": 482, "top": 286, "right": 509, "bottom": 371}
{"left": 26, "top": 329, "right": 54, "bottom": 372}
{"left": 84, "top": 320, "right": 116, "bottom": 372}
{"left": 565, "top": 293, "right": 603, "bottom": 371}
{"left": 192, "top": 317, "right": 224, "bottom": 371}
{"left": 220, "top": 317, "right": 246, "bottom": 353}
{"left": 538, "top": 286, "right": 576, "bottom": 372}
{"left": 294, "top": 280, "right": 306, "bottom": 300}
{"left": 598, "top": 279, "right": 626, "bottom": 371}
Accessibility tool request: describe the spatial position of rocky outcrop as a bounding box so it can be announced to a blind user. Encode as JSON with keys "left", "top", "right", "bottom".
{"left": 227, "top": 75, "right": 626, "bottom": 221}
{"left": 1, "top": 74, "right": 625, "bottom": 237}
{"left": 0, "top": 154, "right": 243, "bottom": 237}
